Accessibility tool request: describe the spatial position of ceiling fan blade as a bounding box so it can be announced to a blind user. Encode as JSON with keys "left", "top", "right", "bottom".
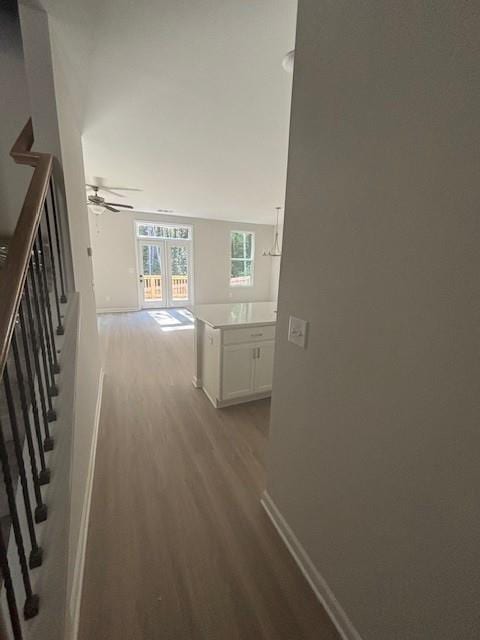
{"left": 104, "top": 204, "right": 120, "bottom": 213}
{"left": 86, "top": 184, "right": 126, "bottom": 198}
{"left": 100, "top": 186, "right": 142, "bottom": 192}
{"left": 105, "top": 202, "right": 134, "bottom": 209}
{"left": 95, "top": 188, "right": 126, "bottom": 198}
{"left": 88, "top": 177, "right": 142, "bottom": 192}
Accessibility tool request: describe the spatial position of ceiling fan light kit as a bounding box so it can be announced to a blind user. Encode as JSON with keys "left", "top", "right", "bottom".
{"left": 90, "top": 204, "right": 106, "bottom": 215}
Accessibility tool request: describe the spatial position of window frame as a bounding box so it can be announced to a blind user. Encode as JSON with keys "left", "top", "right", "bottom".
{"left": 229, "top": 230, "right": 255, "bottom": 288}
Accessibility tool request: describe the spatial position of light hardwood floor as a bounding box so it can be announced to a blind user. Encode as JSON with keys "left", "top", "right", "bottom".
{"left": 79, "top": 311, "right": 339, "bottom": 640}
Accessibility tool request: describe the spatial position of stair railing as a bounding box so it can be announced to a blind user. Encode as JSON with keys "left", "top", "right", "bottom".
{"left": 0, "top": 119, "right": 69, "bottom": 639}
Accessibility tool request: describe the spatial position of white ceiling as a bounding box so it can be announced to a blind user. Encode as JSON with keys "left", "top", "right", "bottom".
{"left": 81, "top": 0, "right": 297, "bottom": 224}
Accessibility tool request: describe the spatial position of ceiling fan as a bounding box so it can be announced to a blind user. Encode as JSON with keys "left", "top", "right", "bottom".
{"left": 86, "top": 184, "right": 138, "bottom": 214}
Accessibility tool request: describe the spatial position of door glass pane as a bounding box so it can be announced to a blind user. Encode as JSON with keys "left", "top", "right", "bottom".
{"left": 142, "top": 244, "right": 163, "bottom": 301}
{"left": 170, "top": 246, "right": 189, "bottom": 301}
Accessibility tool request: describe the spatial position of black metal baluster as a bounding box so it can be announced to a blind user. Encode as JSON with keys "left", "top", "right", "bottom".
{"left": 11, "top": 331, "right": 48, "bottom": 524}
{"left": 0, "top": 519, "right": 22, "bottom": 639}
{"left": 32, "top": 242, "right": 58, "bottom": 391}
{"left": 29, "top": 256, "right": 57, "bottom": 411}
{"left": 49, "top": 179, "right": 67, "bottom": 303}
{"left": 18, "top": 304, "right": 50, "bottom": 486}
{"left": 3, "top": 361, "right": 44, "bottom": 563}
{"left": 36, "top": 231, "right": 60, "bottom": 375}
{"left": 25, "top": 271, "right": 55, "bottom": 450}
{"left": 0, "top": 416, "right": 39, "bottom": 619}
{"left": 43, "top": 198, "right": 63, "bottom": 335}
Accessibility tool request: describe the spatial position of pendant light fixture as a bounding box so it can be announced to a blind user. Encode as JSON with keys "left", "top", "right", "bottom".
{"left": 263, "top": 206, "right": 282, "bottom": 257}
{"left": 282, "top": 49, "right": 295, "bottom": 73}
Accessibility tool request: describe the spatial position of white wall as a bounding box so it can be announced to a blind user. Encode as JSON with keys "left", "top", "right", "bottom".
{"left": 0, "top": 4, "right": 31, "bottom": 235}
{"left": 48, "top": 53, "right": 102, "bottom": 638}
{"left": 19, "top": 4, "right": 102, "bottom": 637}
{"left": 88, "top": 211, "right": 276, "bottom": 310}
{"left": 266, "top": 2, "right": 480, "bottom": 640}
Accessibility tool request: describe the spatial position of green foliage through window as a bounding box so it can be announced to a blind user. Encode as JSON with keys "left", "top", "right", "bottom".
{"left": 170, "top": 246, "right": 188, "bottom": 276}
{"left": 142, "top": 245, "right": 162, "bottom": 275}
{"left": 137, "top": 223, "right": 190, "bottom": 239}
{"left": 230, "top": 231, "right": 254, "bottom": 286}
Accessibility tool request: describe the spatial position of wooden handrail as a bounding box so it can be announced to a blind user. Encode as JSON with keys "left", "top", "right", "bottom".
{"left": 0, "top": 119, "right": 53, "bottom": 377}
{"left": 10, "top": 118, "right": 40, "bottom": 167}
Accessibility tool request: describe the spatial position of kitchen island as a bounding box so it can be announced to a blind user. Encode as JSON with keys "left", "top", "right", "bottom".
{"left": 190, "top": 302, "right": 277, "bottom": 408}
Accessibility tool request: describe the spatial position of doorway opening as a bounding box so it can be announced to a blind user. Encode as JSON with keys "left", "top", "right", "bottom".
{"left": 136, "top": 222, "right": 193, "bottom": 308}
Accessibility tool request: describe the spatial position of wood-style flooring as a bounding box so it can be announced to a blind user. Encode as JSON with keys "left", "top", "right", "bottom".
{"left": 78, "top": 310, "right": 339, "bottom": 640}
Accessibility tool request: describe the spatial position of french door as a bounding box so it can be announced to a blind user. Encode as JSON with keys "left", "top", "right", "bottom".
{"left": 138, "top": 239, "right": 192, "bottom": 308}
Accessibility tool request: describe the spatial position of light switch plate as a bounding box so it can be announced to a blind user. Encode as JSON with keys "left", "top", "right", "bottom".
{"left": 288, "top": 316, "right": 308, "bottom": 348}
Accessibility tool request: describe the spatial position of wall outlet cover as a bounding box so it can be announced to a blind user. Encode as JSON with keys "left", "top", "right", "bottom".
{"left": 288, "top": 316, "right": 308, "bottom": 348}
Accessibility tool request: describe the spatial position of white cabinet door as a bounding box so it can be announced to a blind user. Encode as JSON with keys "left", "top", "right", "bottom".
{"left": 254, "top": 342, "right": 275, "bottom": 393}
{"left": 222, "top": 344, "right": 255, "bottom": 400}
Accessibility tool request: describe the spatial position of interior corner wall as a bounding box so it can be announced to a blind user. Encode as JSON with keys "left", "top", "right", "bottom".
{"left": 88, "top": 211, "right": 275, "bottom": 309}
{"left": 266, "top": 2, "right": 480, "bottom": 639}
{"left": 0, "top": 5, "right": 31, "bottom": 235}
{"left": 18, "top": 2, "right": 102, "bottom": 631}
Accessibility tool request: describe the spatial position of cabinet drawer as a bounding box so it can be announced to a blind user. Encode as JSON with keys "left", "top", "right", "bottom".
{"left": 223, "top": 325, "right": 275, "bottom": 345}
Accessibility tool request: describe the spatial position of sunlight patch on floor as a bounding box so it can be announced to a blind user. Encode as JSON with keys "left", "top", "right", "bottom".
{"left": 148, "top": 308, "right": 194, "bottom": 332}
{"left": 148, "top": 311, "right": 181, "bottom": 326}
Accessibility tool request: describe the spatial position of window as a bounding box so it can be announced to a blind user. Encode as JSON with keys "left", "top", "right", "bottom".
{"left": 136, "top": 222, "right": 191, "bottom": 240}
{"left": 230, "top": 231, "right": 254, "bottom": 287}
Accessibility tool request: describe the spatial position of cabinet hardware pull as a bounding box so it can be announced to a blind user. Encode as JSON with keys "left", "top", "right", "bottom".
{"left": 250, "top": 333, "right": 263, "bottom": 337}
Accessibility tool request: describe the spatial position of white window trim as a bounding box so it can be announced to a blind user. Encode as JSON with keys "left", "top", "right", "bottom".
{"left": 229, "top": 230, "right": 255, "bottom": 288}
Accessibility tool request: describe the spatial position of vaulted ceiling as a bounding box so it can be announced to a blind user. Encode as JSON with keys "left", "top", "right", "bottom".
{"left": 80, "top": 0, "right": 297, "bottom": 223}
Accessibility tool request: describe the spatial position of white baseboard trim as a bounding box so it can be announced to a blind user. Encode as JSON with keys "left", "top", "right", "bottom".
{"left": 261, "top": 491, "right": 363, "bottom": 640}
{"left": 69, "top": 368, "right": 105, "bottom": 639}
{"left": 217, "top": 390, "right": 271, "bottom": 408}
{"left": 96, "top": 306, "right": 140, "bottom": 314}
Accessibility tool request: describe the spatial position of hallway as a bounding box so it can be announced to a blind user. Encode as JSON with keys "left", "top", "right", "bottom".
{"left": 79, "top": 311, "right": 338, "bottom": 640}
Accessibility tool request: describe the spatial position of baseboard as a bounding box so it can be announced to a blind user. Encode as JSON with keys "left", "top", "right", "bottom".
{"left": 69, "top": 367, "right": 105, "bottom": 639}
{"left": 192, "top": 375, "right": 202, "bottom": 388}
{"left": 96, "top": 306, "right": 139, "bottom": 314}
{"left": 261, "top": 491, "right": 363, "bottom": 640}
{"left": 202, "top": 386, "right": 219, "bottom": 408}
{"left": 217, "top": 390, "right": 271, "bottom": 408}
